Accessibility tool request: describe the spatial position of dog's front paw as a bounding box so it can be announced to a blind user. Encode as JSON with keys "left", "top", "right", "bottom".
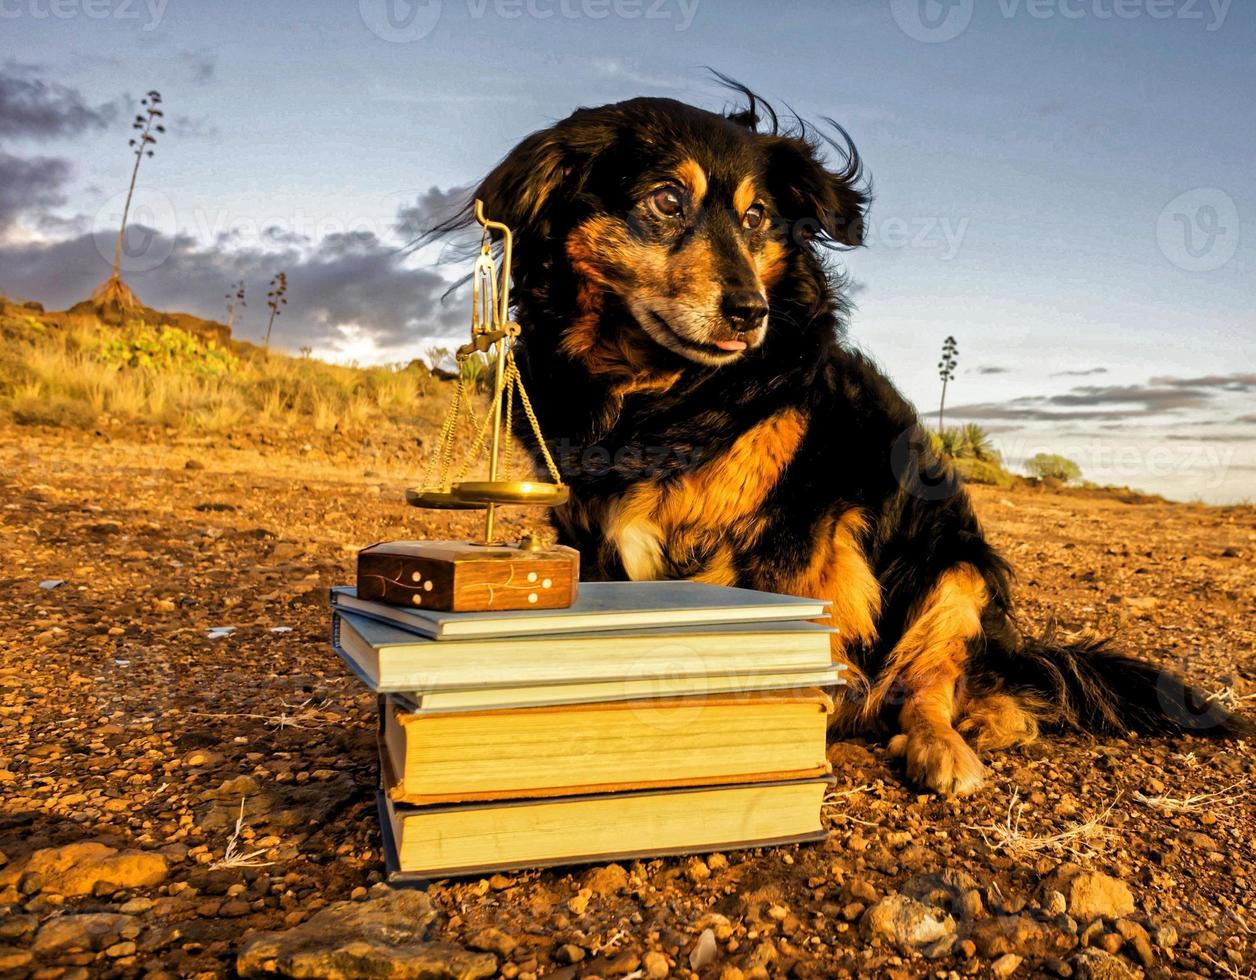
{"left": 887, "top": 726, "right": 985, "bottom": 796}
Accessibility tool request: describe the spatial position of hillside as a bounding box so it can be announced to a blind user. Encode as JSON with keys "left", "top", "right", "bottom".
{"left": 0, "top": 294, "right": 449, "bottom": 448}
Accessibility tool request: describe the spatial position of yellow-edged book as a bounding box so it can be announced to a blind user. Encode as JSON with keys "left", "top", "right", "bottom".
{"left": 377, "top": 776, "right": 831, "bottom": 879}
{"left": 380, "top": 688, "right": 833, "bottom": 805}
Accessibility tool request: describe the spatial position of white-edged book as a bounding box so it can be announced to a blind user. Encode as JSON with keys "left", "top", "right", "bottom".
{"left": 333, "top": 610, "right": 838, "bottom": 693}
{"left": 386, "top": 662, "right": 845, "bottom": 713}
{"left": 330, "top": 580, "right": 830, "bottom": 640}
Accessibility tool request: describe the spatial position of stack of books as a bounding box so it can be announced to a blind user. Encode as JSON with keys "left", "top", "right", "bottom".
{"left": 330, "top": 580, "right": 842, "bottom": 880}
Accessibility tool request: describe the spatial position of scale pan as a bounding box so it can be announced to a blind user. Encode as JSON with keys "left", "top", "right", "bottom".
{"left": 405, "top": 487, "right": 489, "bottom": 510}
{"left": 452, "top": 480, "right": 569, "bottom": 506}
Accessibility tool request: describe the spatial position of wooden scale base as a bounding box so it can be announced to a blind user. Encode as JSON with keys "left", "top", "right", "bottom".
{"left": 357, "top": 537, "right": 578, "bottom": 613}
{"left": 355, "top": 201, "right": 579, "bottom": 614}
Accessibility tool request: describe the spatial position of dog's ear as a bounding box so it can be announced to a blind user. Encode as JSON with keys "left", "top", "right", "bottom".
{"left": 473, "top": 128, "right": 571, "bottom": 235}
{"left": 470, "top": 115, "right": 615, "bottom": 242}
{"left": 760, "top": 127, "right": 869, "bottom": 249}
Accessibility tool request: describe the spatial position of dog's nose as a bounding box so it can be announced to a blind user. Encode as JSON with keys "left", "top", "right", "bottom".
{"left": 721, "top": 290, "right": 769, "bottom": 330}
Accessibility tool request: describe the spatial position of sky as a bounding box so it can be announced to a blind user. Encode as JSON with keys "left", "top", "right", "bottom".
{"left": 1, "top": 0, "right": 1253, "bottom": 502}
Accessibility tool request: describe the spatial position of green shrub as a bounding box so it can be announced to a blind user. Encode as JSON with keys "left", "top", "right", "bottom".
{"left": 459, "top": 352, "right": 495, "bottom": 394}
{"left": 1025, "top": 453, "right": 1082, "bottom": 482}
{"left": 94, "top": 322, "right": 238, "bottom": 376}
{"left": 959, "top": 423, "right": 999, "bottom": 462}
{"left": 953, "top": 457, "right": 1016, "bottom": 488}
{"left": 933, "top": 423, "right": 1000, "bottom": 463}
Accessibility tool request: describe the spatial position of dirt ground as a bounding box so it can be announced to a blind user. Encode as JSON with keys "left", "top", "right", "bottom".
{"left": 2, "top": 426, "right": 1254, "bottom": 979}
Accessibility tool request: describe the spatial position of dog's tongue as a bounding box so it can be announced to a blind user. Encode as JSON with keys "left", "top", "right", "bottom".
{"left": 714, "top": 338, "right": 747, "bottom": 352}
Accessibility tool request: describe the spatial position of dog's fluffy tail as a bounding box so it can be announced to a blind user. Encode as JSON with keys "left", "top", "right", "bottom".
{"left": 975, "top": 630, "right": 1255, "bottom": 739}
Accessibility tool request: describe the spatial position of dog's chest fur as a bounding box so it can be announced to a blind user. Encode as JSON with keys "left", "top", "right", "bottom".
{"left": 554, "top": 407, "right": 808, "bottom": 583}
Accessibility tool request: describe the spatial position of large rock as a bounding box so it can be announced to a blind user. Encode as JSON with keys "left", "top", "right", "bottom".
{"left": 1071, "top": 948, "right": 1141, "bottom": 980}
{"left": 0, "top": 842, "right": 168, "bottom": 897}
{"left": 902, "top": 870, "right": 983, "bottom": 922}
{"left": 970, "top": 915, "right": 1076, "bottom": 959}
{"left": 861, "top": 894, "right": 956, "bottom": 958}
{"left": 33, "top": 913, "right": 134, "bottom": 953}
{"left": 1041, "top": 865, "right": 1135, "bottom": 923}
{"left": 582, "top": 862, "right": 629, "bottom": 897}
{"left": 0, "top": 947, "right": 33, "bottom": 971}
{"left": 236, "top": 889, "right": 497, "bottom": 979}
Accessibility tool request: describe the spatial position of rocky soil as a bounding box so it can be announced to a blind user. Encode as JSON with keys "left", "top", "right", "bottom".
{"left": 2, "top": 426, "right": 1254, "bottom": 979}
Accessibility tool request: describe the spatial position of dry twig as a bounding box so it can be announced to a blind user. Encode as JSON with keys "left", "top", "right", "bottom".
{"left": 966, "top": 791, "right": 1118, "bottom": 861}
{"left": 209, "top": 797, "right": 275, "bottom": 870}
{"left": 192, "top": 697, "right": 332, "bottom": 731}
{"left": 1133, "top": 779, "right": 1247, "bottom": 814}
{"left": 1207, "top": 686, "right": 1256, "bottom": 711}
{"left": 821, "top": 784, "right": 874, "bottom": 809}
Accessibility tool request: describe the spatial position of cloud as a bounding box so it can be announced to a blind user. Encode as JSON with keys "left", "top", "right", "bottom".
{"left": 950, "top": 372, "right": 1256, "bottom": 425}
{"left": 0, "top": 68, "right": 117, "bottom": 138}
{"left": 0, "top": 212, "right": 468, "bottom": 354}
{"left": 1164, "top": 432, "right": 1256, "bottom": 442}
{"left": 973, "top": 365, "right": 1008, "bottom": 375}
{"left": 588, "top": 57, "right": 690, "bottom": 91}
{"left": 0, "top": 64, "right": 472, "bottom": 357}
{"left": 1149, "top": 373, "right": 1256, "bottom": 392}
{"left": 180, "top": 51, "right": 216, "bottom": 83}
{"left": 947, "top": 401, "right": 1140, "bottom": 423}
{"left": 1050, "top": 367, "right": 1107, "bottom": 377}
{"left": 1047, "top": 384, "right": 1210, "bottom": 412}
{"left": 169, "top": 114, "right": 221, "bottom": 140}
{"left": 0, "top": 152, "right": 72, "bottom": 234}
{"left": 0, "top": 67, "right": 122, "bottom": 236}
{"left": 1238, "top": 414, "right": 1256, "bottom": 425}
{"left": 394, "top": 184, "right": 473, "bottom": 245}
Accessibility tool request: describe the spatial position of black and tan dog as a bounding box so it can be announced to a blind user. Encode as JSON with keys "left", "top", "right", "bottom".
{"left": 433, "top": 86, "right": 1251, "bottom": 794}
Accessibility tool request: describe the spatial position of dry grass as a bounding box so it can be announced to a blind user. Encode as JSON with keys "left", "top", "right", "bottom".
{"left": 192, "top": 697, "right": 336, "bottom": 732}
{"left": 822, "top": 784, "right": 880, "bottom": 828}
{"left": 0, "top": 296, "right": 443, "bottom": 434}
{"left": 1132, "top": 779, "right": 1248, "bottom": 815}
{"left": 1207, "top": 686, "right": 1256, "bottom": 711}
{"left": 966, "top": 791, "right": 1119, "bottom": 861}
{"left": 208, "top": 798, "right": 275, "bottom": 871}
{"left": 1195, "top": 950, "right": 1256, "bottom": 980}
{"left": 821, "top": 783, "right": 874, "bottom": 811}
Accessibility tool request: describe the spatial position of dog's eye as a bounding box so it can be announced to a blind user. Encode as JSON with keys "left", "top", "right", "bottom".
{"left": 649, "top": 186, "right": 684, "bottom": 219}
{"left": 742, "top": 204, "right": 766, "bottom": 230}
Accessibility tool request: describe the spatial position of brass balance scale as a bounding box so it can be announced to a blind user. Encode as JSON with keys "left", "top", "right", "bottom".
{"left": 356, "top": 201, "right": 580, "bottom": 613}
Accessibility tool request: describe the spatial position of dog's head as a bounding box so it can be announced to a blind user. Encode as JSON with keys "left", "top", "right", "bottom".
{"left": 449, "top": 91, "right": 868, "bottom": 368}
